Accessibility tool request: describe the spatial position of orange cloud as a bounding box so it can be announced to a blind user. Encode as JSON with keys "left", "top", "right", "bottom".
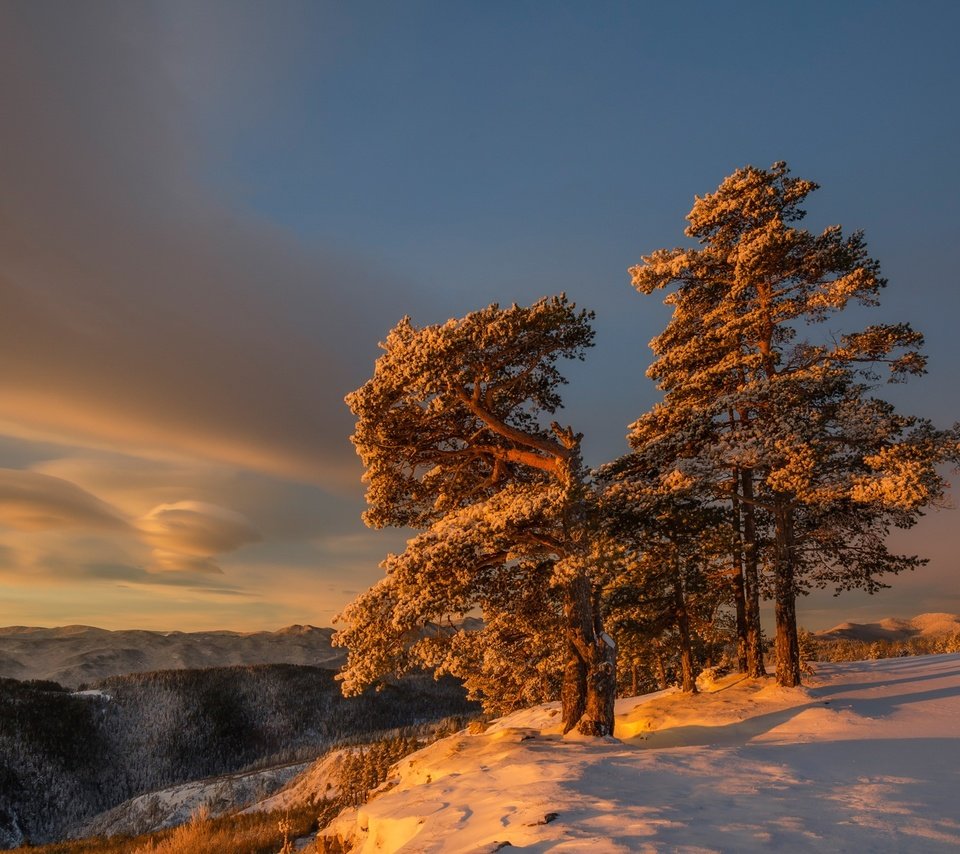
{"left": 0, "top": 469, "right": 129, "bottom": 532}
{"left": 137, "top": 500, "right": 260, "bottom": 573}
{"left": 0, "top": 5, "right": 412, "bottom": 491}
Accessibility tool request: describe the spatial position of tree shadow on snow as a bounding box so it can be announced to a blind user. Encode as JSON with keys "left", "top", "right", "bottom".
{"left": 810, "top": 665, "right": 960, "bottom": 698}
{"left": 621, "top": 703, "right": 816, "bottom": 749}
{"left": 526, "top": 737, "right": 960, "bottom": 853}
{"left": 810, "top": 684, "right": 960, "bottom": 720}
{"left": 617, "top": 675, "right": 960, "bottom": 748}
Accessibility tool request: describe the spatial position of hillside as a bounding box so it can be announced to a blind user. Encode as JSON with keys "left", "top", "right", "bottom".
{"left": 0, "top": 624, "right": 343, "bottom": 687}
{"left": 319, "top": 654, "right": 960, "bottom": 852}
{"left": 0, "top": 664, "right": 475, "bottom": 848}
{"left": 73, "top": 760, "right": 310, "bottom": 840}
{"left": 815, "top": 612, "right": 960, "bottom": 643}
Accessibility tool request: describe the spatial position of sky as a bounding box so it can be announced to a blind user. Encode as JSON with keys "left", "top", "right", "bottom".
{"left": 0, "top": 0, "right": 957, "bottom": 632}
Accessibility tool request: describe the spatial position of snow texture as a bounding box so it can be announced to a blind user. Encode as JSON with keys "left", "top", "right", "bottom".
{"left": 321, "top": 653, "right": 960, "bottom": 852}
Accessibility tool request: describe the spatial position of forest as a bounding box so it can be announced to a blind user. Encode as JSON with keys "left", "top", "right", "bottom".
{"left": 0, "top": 665, "right": 475, "bottom": 846}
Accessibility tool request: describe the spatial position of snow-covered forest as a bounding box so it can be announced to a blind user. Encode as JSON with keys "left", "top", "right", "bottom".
{"left": 0, "top": 665, "right": 475, "bottom": 846}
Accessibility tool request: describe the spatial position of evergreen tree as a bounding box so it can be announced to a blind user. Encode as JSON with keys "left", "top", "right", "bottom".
{"left": 602, "top": 457, "right": 732, "bottom": 693}
{"left": 419, "top": 564, "right": 566, "bottom": 715}
{"left": 628, "top": 161, "right": 956, "bottom": 686}
{"left": 335, "top": 296, "right": 617, "bottom": 736}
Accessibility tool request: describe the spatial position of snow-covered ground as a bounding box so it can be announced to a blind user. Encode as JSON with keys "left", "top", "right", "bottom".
{"left": 75, "top": 760, "right": 310, "bottom": 839}
{"left": 321, "top": 654, "right": 960, "bottom": 852}
{"left": 244, "top": 748, "right": 347, "bottom": 814}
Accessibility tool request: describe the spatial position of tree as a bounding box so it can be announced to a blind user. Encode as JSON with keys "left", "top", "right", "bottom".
{"left": 421, "top": 569, "right": 566, "bottom": 715}
{"left": 610, "top": 325, "right": 769, "bottom": 678}
{"left": 334, "top": 296, "right": 617, "bottom": 736}
{"left": 602, "top": 458, "right": 732, "bottom": 693}
{"left": 628, "top": 161, "right": 956, "bottom": 686}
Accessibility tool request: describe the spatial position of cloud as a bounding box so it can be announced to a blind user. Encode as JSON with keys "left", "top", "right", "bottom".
{"left": 138, "top": 501, "right": 261, "bottom": 554}
{"left": 0, "top": 469, "right": 129, "bottom": 532}
{"left": 137, "top": 500, "right": 260, "bottom": 573}
{"left": 140, "top": 551, "right": 226, "bottom": 576}
{"left": 0, "top": 470, "right": 262, "bottom": 583}
{"left": 0, "top": 3, "right": 412, "bottom": 488}
{"left": 32, "top": 451, "right": 367, "bottom": 540}
{"left": 56, "top": 560, "right": 252, "bottom": 593}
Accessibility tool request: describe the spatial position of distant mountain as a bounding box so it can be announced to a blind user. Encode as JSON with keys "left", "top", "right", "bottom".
{"left": 815, "top": 612, "right": 960, "bottom": 643}
{"left": 0, "top": 624, "right": 344, "bottom": 687}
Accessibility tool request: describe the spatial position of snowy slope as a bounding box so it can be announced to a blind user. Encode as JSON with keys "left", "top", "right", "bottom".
{"left": 320, "top": 654, "right": 960, "bottom": 852}
{"left": 74, "top": 761, "right": 310, "bottom": 839}
{"left": 244, "top": 748, "right": 348, "bottom": 814}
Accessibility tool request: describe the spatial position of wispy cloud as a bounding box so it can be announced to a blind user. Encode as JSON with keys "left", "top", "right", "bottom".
{"left": 0, "top": 3, "right": 409, "bottom": 488}
{"left": 0, "top": 470, "right": 264, "bottom": 585}
{"left": 0, "top": 469, "right": 129, "bottom": 532}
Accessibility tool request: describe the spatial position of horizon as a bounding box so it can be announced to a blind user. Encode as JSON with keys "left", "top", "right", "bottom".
{"left": 5, "top": 608, "right": 960, "bottom": 638}
{"left": 1, "top": 2, "right": 958, "bottom": 634}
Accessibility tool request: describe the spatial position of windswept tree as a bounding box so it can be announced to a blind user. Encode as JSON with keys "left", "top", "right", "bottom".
{"left": 334, "top": 296, "right": 617, "bottom": 736}
{"left": 628, "top": 161, "right": 956, "bottom": 686}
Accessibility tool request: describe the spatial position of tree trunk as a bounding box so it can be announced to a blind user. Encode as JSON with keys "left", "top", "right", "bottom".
{"left": 655, "top": 653, "right": 667, "bottom": 690}
{"left": 561, "top": 571, "right": 616, "bottom": 736}
{"left": 672, "top": 557, "right": 698, "bottom": 693}
{"left": 729, "top": 471, "right": 749, "bottom": 673}
{"left": 560, "top": 641, "right": 587, "bottom": 734}
{"left": 581, "top": 633, "right": 617, "bottom": 736}
{"left": 773, "top": 498, "right": 801, "bottom": 687}
{"left": 556, "top": 441, "right": 617, "bottom": 736}
{"left": 740, "top": 469, "right": 767, "bottom": 678}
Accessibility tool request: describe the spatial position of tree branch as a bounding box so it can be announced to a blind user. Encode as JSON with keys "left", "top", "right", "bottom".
{"left": 454, "top": 388, "right": 570, "bottom": 462}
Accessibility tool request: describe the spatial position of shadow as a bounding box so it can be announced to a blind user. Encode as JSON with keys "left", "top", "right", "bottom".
{"left": 609, "top": 667, "right": 960, "bottom": 748}
{"left": 815, "top": 684, "right": 960, "bottom": 720}
{"left": 811, "top": 666, "right": 960, "bottom": 698}
{"left": 506, "top": 738, "right": 960, "bottom": 853}
{"left": 704, "top": 675, "right": 752, "bottom": 694}
{"left": 621, "top": 703, "right": 817, "bottom": 749}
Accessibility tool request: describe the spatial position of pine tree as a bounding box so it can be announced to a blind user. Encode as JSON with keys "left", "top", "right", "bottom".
{"left": 602, "top": 452, "right": 732, "bottom": 693}
{"left": 628, "top": 161, "right": 957, "bottom": 687}
{"left": 418, "top": 565, "right": 567, "bottom": 715}
{"left": 335, "top": 296, "right": 617, "bottom": 736}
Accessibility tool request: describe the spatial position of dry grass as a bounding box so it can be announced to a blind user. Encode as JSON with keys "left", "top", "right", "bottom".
{"left": 10, "top": 804, "right": 324, "bottom": 854}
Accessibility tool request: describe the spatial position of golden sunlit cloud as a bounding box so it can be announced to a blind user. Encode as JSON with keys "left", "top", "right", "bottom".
{"left": 137, "top": 500, "right": 260, "bottom": 574}
{"left": 146, "top": 551, "right": 225, "bottom": 575}
{"left": 0, "top": 469, "right": 129, "bottom": 532}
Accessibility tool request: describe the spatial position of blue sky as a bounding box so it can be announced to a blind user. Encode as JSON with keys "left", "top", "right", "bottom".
{"left": 0, "top": 1, "right": 957, "bottom": 630}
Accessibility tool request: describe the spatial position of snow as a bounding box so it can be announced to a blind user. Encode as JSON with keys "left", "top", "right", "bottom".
{"left": 818, "top": 612, "right": 960, "bottom": 642}
{"left": 320, "top": 654, "right": 960, "bottom": 852}
{"left": 72, "top": 688, "right": 112, "bottom": 700}
{"left": 77, "top": 761, "right": 309, "bottom": 838}
{"left": 244, "top": 749, "right": 347, "bottom": 813}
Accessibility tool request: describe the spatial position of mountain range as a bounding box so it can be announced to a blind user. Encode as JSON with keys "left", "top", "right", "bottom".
{"left": 815, "top": 612, "right": 960, "bottom": 643}
{"left": 0, "top": 624, "right": 344, "bottom": 687}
